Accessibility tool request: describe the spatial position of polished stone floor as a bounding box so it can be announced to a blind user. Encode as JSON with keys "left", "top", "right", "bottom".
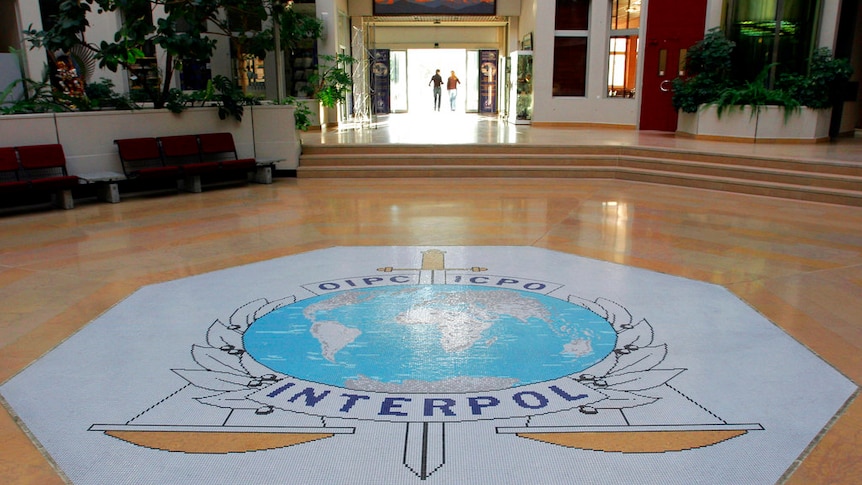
{"left": 0, "top": 114, "right": 860, "bottom": 484}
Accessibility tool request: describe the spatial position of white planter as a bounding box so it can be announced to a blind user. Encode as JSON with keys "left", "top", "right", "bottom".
{"left": 1, "top": 105, "right": 300, "bottom": 174}
{"left": 296, "top": 98, "right": 321, "bottom": 128}
{"left": 677, "top": 105, "right": 831, "bottom": 143}
{"left": 0, "top": 113, "right": 58, "bottom": 146}
{"left": 249, "top": 105, "right": 301, "bottom": 170}
{"left": 754, "top": 106, "right": 831, "bottom": 141}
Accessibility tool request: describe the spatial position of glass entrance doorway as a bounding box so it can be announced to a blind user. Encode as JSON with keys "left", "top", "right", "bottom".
{"left": 389, "top": 49, "right": 483, "bottom": 114}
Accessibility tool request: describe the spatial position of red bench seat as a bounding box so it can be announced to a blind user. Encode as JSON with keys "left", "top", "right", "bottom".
{"left": 1, "top": 144, "right": 79, "bottom": 209}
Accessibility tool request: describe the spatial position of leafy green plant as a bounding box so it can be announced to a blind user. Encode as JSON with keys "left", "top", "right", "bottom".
{"left": 713, "top": 66, "right": 801, "bottom": 120}
{"left": 776, "top": 48, "right": 853, "bottom": 109}
{"left": 684, "top": 27, "right": 735, "bottom": 79}
{"left": 0, "top": 48, "right": 71, "bottom": 113}
{"left": 0, "top": 76, "right": 74, "bottom": 114}
{"left": 25, "top": 0, "right": 218, "bottom": 109}
{"left": 164, "top": 75, "right": 260, "bottom": 121}
{"left": 672, "top": 28, "right": 735, "bottom": 113}
{"left": 210, "top": 75, "right": 260, "bottom": 121}
{"left": 275, "top": 96, "right": 314, "bottom": 131}
{"left": 277, "top": 6, "right": 324, "bottom": 53}
{"left": 305, "top": 54, "right": 356, "bottom": 108}
{"left": 23, "top": 0, "right": 302, "bottom": 110}
{"left": 673, "top": 28, "right": 853, "bottom": 117}
{"left": 83, "top": 78, "right": 138, "bottom": 110}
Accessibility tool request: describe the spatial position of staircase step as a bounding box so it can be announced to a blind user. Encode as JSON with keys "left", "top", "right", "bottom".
{"left": 297, "top": 146, "right": 862, "bottom": 207}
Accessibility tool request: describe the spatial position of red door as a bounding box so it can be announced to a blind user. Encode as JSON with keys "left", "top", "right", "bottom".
{"left": 639, "top": 0, "right": 707, "bottom": 132}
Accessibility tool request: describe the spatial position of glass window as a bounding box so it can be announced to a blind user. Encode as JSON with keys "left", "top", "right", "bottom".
{"left": 553, "top": 37, "right": 588, "bottom": 96}
{"left": 610, "top": 0, "right": 640, "bottom": 29}
{"left": 607, "top": 0, "right": 640, "bottom": 98}
{"left": 556, "top": 0, "right": 591, "bottom": 30}
{"left": 608, "top": 37, "right": 637, "bottom": 97}
{"left": 724, "top": 0, "right": 821, "bottom": 84}
{"left": 553, "top": 0, "right": 590, "bottom": 97}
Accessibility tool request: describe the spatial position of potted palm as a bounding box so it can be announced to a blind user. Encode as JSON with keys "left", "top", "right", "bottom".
{"left": 302, "top": 53, "right": 356, "bottom": 126}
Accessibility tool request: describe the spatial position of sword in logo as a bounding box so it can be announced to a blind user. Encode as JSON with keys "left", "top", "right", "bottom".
{"left": 379, "top": 249, "right": 487, "bottom": 480}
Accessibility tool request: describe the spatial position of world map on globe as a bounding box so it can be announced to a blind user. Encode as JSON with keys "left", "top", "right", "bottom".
{"left": 244, "top": 285, "right": 618, "bottom": 393}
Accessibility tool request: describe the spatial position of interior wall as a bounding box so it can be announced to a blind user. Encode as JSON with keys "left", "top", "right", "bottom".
{"left": 15, "top": 0, "right": 45, "bottom": 80}
{"left": 374, "top": 25, "right": 505, "bottom": 50}
{"left": 0, "top": 54, "right": 22, "bottom": 103}
{"left": 819, "top": 0, "right": 842, "bottom": 47}
{"left": 530, "top": 0, "right": 637, "bottom": 126}
{"left": 704, "top": 0, "right": 725, "bottom": 28}
{"left": 78, "top": 6, "right": 126, "bottom": 89}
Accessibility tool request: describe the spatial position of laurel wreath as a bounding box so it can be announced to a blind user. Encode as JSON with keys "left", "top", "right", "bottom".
{"left": 173, "top": 293, "right": 682, "bottom": 415}
{"left": 567, "top": 296, "right": 683, "bottom": 414}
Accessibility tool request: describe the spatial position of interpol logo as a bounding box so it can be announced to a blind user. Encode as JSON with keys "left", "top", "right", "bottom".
{"left": 89, "top": 249, "right": 763, "bottom": 478}
{"left": 6, "top": 246, "right": 853, "bottom": 483}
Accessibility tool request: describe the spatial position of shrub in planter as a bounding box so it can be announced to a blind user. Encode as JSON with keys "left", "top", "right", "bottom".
{"left": 303, "top": 54, "right": 356, "bottom": 108}
{"left": 164, "top": 75, "right": 260, "bottom": 121}
{"left": 775, "top": 48, "right": 854, "bottom": 110}
{"left": 672, "top": 30, "right": 853, "bottom": 117}
{"left": 672, "top": 28, "right": 735, "bottom": 113}
{"left": 713, "top": 66, "right": 801, "bottom": 120}
{"left": 82, "top": 78, "right": 138, "bottom": 110}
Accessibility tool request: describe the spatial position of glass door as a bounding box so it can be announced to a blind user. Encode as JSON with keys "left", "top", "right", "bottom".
{"left": 390, "top": 51, "right": 408, "bottom": 112}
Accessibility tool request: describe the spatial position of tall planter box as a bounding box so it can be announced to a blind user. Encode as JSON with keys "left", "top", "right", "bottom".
{"left": 1, "top": 105, "right": 300, "bottom": 174}
{"left": 677, "top": 105, "right": 831, "bottom": 143}
{"left": 249, "top": 105, "right": 302, "bottom": 170}
{"left": 0, "top": 113, "right": 58, "bottom": 146}
{"left": 753, "top": 106, "right": 831, "bottom": 142}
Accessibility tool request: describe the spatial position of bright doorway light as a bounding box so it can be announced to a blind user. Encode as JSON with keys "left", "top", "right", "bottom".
{"left": 406, "top": 49, "right": 467, "bottom": 113}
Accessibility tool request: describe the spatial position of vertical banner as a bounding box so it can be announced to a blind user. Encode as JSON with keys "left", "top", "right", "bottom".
{"left": 479, "top": 50, "right": 499, "bottom": 113}
{"left": 371, "top": 49, "right": 391, "bottom": 114}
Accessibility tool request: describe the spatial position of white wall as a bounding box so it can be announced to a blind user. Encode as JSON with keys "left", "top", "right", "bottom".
{"left": 0, "top": 113, "right": 57, "bottom": 145}
{"left": 374, "top": 26, "right": 505, "bottom": 50}
{"left": 529, "top": 0, "right": 637, "bottom": 127}
{"left": 527, "top": 0, "right": 723, "bottom": 127}
{"left": 705, "top": 0, "right": 724, "bottom": 29}
{"left": 0, "top": 53, "right": 22, "bottom": 102}
{"left": 80, "top": 8, "right": 126, "bottom": 89}
{"left": 15, "top": 0, "right": 46, "bottom": 81}
{"left": 317, "top": 0, "right": 350, "bottom": 56}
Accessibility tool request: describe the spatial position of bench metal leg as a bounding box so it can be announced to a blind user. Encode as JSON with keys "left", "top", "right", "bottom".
{"left": 254, "top": 165, "right": 273, "bottom": 184}
{"left": 181, "top": 176, "right": 202, "bottom": 193}
{"left": 96, "top": 183, "right": 121, "bottom": 203}
{"left": 52, "top": 189, "right": 74, "bottom": 210}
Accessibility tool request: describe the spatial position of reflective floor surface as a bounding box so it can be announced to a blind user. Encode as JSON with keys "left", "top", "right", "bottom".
{"left": 0, "top": 114, "right": 860, "bottom": 484}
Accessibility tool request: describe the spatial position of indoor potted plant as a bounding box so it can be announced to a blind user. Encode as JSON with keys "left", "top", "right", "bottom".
{"left": 302, "top": 53, "right": 356, "bottom": 125}
{"left": 673, "top": 29, "right": 852, "bottom": 141}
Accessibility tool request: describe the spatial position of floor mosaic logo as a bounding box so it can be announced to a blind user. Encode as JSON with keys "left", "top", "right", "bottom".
{"left": 89, "top": 249, "right": 763, "bottom": 479}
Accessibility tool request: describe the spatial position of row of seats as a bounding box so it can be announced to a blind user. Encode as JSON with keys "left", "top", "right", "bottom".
{"left": 1, "top": 132, "right": 264, "bottom": 211}
{"left": 0, "top": 144, "right": 79, "bottom": 209}
{"left": 115, "top": 133, "right": 258, "bottom": 193}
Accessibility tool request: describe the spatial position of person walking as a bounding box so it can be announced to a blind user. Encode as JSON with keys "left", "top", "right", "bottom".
{"left": 447, "top": 71, "right": 461, "bottom": 111}
{"left": 429, "top": 69, "right": 443, "bottom": 111}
